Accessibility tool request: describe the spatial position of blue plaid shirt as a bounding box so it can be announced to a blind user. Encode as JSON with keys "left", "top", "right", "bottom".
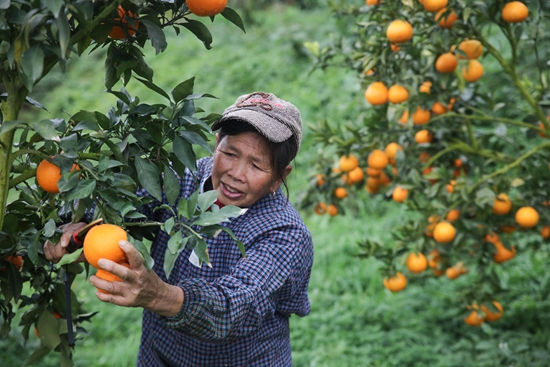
{"left": 136, "top": 157, "right": 314, "bottom": 366}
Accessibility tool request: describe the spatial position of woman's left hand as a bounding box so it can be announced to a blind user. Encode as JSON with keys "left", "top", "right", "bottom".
{"left": 89, "top": 240, "right": 184, "bottom": 317}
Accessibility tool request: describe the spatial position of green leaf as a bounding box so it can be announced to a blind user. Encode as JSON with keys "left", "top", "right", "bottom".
{"left": 0, "top": 1, "right": 10, "bottom": 10}
{"left": 173, "top": 134, "right": 197, "bottom": 173}
{"left": 36, "top": 311, "right": 61, "bottom": 350}
{"left": 20, "top": 44, "right": 44, "bottom": 92}
{"left": 0, "top": 120, "right": 27, "bottom": 135}
{"left": 221, "top": 7, "right": 246, "bottom": 33}
{"left": 163, "top": 249, "right": 179, "bottom": 279}
{"left": 140, "top": 19, "right": 167, "bottom": 54}
{"left": 193, "top": 211, "right": 233, "bottom": 227}
{"left": 163, "top": 217, "right": 175, "bottom": 235}
{"left": 134, "top": 77, "right": 170, "bottom": 101}
{"left": 187, "top": 189, "right": 199, "bottom": 219}
{"left": 181, "top": 20, "right": 213, "bottom": 50}
{"left": 44, "top": 219, "right": 56, "bottom": 237}
{"left": 475, "top": 187, "right": 496, "bottom": 207}
{"left": 72, "top": 120, "right": 100, "bottom": 132}
{"left": 163, "top": 165, "right": 180, "bottom": 206}
{"left": 57, "top": 249, "right": 83, "bottom": 267}
{"left": 179, "top": 130, "right": 213, "bottom": 154}
{"left": 197, "top": 190, "right": 218, "bottom": 212}
{"left": 129, "top": 236, "right": 154, "bottom": 270}
{"left": 33, "top": 119, "right": 60, "bottom": 142}
{"left": 172, "top": 77, "right": 195, "bottom": 104}
{"left": 66, "top": 179, "right": 96, "bottom": 201}
{"left": 220, "top": 226, "right": 246, "bottom": 258}
{"left": 134, "top": 156, "right": 163, "bottom": 201}
{"left": 193, "top": 237, "right": 210, "bottom": 266}
{"left": 25, "top": 346, "right": 51, "bottom": 366}
{"left": 45, "top": 0, "right": 63, "bottom": 18}
{"left": 56, "top": 15, "right": 70, "bottom": 60}
{"left": 177, "top": 196, "right": 189, "bottom": 220}
{"left": 25, "top": 96, "right": 48, "bottom": 111}
{"left": 167, "top": 230, "right": 183, "bottom": 254}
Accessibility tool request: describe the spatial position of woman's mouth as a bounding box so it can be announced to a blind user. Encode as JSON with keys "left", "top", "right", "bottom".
{"left": 221, "top": 182, "right": 243, "bottom": 199}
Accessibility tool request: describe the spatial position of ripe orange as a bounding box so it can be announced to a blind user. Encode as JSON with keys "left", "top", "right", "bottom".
{"left": 388, "top": 85, "right": 410, "bottom": 104}
{"left": 492, "top": 193, "right": 512, "bottom": 215}
{"left": 485, "top": 232, "right": 499, "bottom": 244}
{"left": 327, "top": 204, "right": 338, "bottom": 216}
{"left": 368, "top": 149, "right": 389, "bottom": 169}
{"left": 481, "top": 301, "right": 503, "bottom": 322}
{"left": 109, "top": 6, "right": 139, "bottom": 39}
{"left": 83, "top": 224, "right": 128, "bottom": 269}
{"left": 339, "top": 154, "right": 359, "bottom": 172}
{"left": 398, "top": 110, "right": 409, "bottom": 125}
{"left": 492, "top": 241, "right": 516, "bottom": 263}
{"left": 415, "top": 129, "right": 433, "bottom": 144}
{"left": 431, "top": 101, "right": 448, "bottom": 115}
{"left": 412, "top": 107, "right": 431, "bottom": 125}
{"left": 366, "top": 167, "right": 382, "bottom": 176}
{"left": 390, "top": 43, "right": 401, "bottom": 52}
{"left": 462, "top": 59, "right": 484, "bottom": 82}
{"left": 347, "top": 166, "right": 364, "bottom": 183}
{"left": 95, "top": 262, "right": 130, "bottom": 294}
{"left": 446, "top": 209, "right": 460, "bottom": 222}
{"left": 385, "top": 142, "right": 403, "bottom": 162}
{"left": 36, "top": 158, "right": 79, "bottom": 194}
{"left": 515, "top": 206, "right": 539, "bottom": 228}
{"left": 365, "top": 82, "right": 389, "bottom": 105}
{"left": 3, "top": 255, "right": 23, "bottom": 271}
{"left": 425, "top": 215, "right": 440, "bottom": 237}
{"left": 435, "top": 8, "right": 458, "bottom": 28}
{"left": 392, "top": 186, "right": 409, "bottom": 203}
{"left": 501, "top": 1, "right": 529, "bottom": 23}
{"left": 422, "top": 0, "right": 448, "bottom": 12}
{"left": 334, "top": 187, "right": 348, "bottom": 199}
{"left": 428, "top": 249, "right": 441, "bottom": 269}
{"left": 433, "top": 221, "right": 456, "bottom": 243}
{"left": 445, "top": 180, "right": 456, "bottom": 193}
{"left": 383, "top": 272, "right": 407, "bottom": 292}
{"left": 186, "top": 0, "right": 227, "bottom": 16}
{"left": 541, "top": 225, "right": 550, "bottom": 239}
{"left": 435, "top": 52, "right": 458, "bottom": 73}
{"left": 386, "top": 20, "right": 413, "bottom": 43}
{"left": 406, "top": 252, "right": 427, "bottom": 273}
{"left": 457, "top": 39, "right": 483, "bottom": 59}
{"left": 419, "top": 81, "right": 432, "bottom": 94}
{"left": 314, "top": 202, "right": 327, "bottom": 215}
{"left": 464, "top": 310, "right": 484, "bottom": 327}
{"left": 366, "top": 0, "right": 380, "bottom": 5}
{"left": 446, "top": 261, "right": 466, "bottom": 279}
{"left": 315, "top": 173, "right": 325, "bottom": 186}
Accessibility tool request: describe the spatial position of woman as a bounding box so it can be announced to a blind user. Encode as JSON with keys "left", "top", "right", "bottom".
{"left": 46, "top": 92, "right": 314, "bottom": 366}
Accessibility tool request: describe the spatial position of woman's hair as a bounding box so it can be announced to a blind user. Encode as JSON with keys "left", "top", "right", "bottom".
{"left": 217, "top": 119, "right": 294, "bottom": 197}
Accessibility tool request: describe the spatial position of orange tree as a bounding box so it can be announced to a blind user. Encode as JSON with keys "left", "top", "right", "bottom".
{"left": 302, "top": 0, "right": 549, "bottom": 340}
{"left": 0, "top": 0, "right": 246, "bottom": 364}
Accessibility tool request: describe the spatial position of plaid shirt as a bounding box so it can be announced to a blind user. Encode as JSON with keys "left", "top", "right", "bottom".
{"left": 136, "top": 157, "right": 314, "bottom": 366}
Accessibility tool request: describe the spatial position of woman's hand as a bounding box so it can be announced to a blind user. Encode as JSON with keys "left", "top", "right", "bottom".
{"left": 44, "top": 222, "right": 88, "bottom": 264}
{"left": 89, "top": 240, "right": 184, "bottom": 317}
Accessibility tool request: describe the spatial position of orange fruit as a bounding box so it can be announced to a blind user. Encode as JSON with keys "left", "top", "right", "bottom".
{"left": 386, "top": 20, "right": 413, "bottom": 43}
{"left": 390, "top": 43, "right": 401, "bottom": 52}
{"left": 435, "top": 52, "right": 458, "bottom": 73}
{"left": 422, "top": 0, "right": 448, "bottom": 12}
{"left": 392, "top": 186, "right": 409, "bottom": 203}
{"left": 327, "top": 204, "right": 338, "bottom": 216}
{"left": 347, "top": 166, "right": 364, "bottom": 183}
{"left": 406, "top": 252, "right": 427, "bottom": 273}
{"left": 415, "top": 129, "right": 433, "bottom": 144}
{"left": 314, "top": 202, "right": 327, "bottom": 215}
{"left": 186, "top": 0, "right": 227, "bottom": 16}
{"left": 446, "top": 209, "right": 460, "bottom": 222}
{"left": 492, "top": 193, "right": 512, "bottom": 215}
{"left": 109, "top": 6, "right": 139, "bottom": 39}
{"left": 365, "top": 82, "right": 389, "bottom": 105}
{"left": 433, "top": 221, "right": 456, "bottom": 243}
{"left": 541, "top": 225, "right": 550, "bottom": 239}
{"left": 412, "top": 107, "right": 431, "bottom": 125}
{"left": 419, "top": 81, "right": 432, "bottom": 94}
{"left": 501, "top": 1, "right": 529, "bottom": 23}
{"left": 379, "top": 171, "right": 391, "bottom": 186}
{"left": 445, "top": 180, "right": 456, "bottom": 194}
{"left": 388, "top": 85, "right": 410, "bottom": 104}
{"left": 425, "top": 215, "right": 440, "bottom": 237}
{"left": 454, "top": 158, "right": 463, "bottom": 168}
{"left": 446, "top": 261, "right": 466, "bottom": 279}
{"left": 368, "top": 149, "right": 389, "bottom": 169}
{"left": 501, "top": 225, "right": 516, "bottom": 233}
{"left": 427, "top": 249, "right": 441, "bottom": 269}
{"left": 339, "top": 154, "right": 359, "bottom": 172}
{"left": 492, "top": 241, "right": 516, "bottom": 263}
{"left": 366, "top": 167, "right": 382, "bottom": 176}
{"left": 462, "top": 59, "right": 484, "bottom": 82}
{"left": 485, "top": 232, "right": 499, "bottom": 244}
{"left": 385, "top": 142, "right": 403, "bottom": 161}
{"left": 383, "top": 272, "right": 407, "bottom": 292}
{"left": 435, "top": 8, "right": 458, "bottom": 28}
{"left": 95, "top": 262, "right": 130, "bottom": 294}
{"left": 83, "top": 224, "right": 128, "bottom": 269}
{"left": 515, "top": 206, "right": 539, "bottom": 228}
{"left": 481, "top": 301, "right": 503, "bottom": 322}
{"left": 366, "top": 0, "right": 380, "bottom": 5}
{"left": 457, "top": 39, "right": 483, "bottom": 59}
{"left": 398, "top": 110, "right": 409, "bottom": 125}
{"left": 36, "top": 158, "right": 79, "bottom": 194}
{"left": 3, "top": 255, "right": 23, "bottom": 271}
{"left": 315, "top": 173, "right": 325, "bottom": 186}
{"left": 431, "top": 101, "right": 448, "bottom": 115}
{"left": 464, "top": 310, "right": 484, "bottom": 327}
{"left": 334, "top": 187, "right": 348, "bottom": 199}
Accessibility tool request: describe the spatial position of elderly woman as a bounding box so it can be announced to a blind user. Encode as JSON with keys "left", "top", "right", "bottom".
{"left": 46, "top": 92, "right": 314, "bottom": 366}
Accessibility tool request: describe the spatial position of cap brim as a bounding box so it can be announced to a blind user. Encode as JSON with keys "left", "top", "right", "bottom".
{"left": 212, "top": 109, "right": 293, "bottom": 143}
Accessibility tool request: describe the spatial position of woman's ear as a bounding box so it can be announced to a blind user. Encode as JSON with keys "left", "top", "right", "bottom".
{"left": 271, "top": 165, "right": 293, "bottom": 191}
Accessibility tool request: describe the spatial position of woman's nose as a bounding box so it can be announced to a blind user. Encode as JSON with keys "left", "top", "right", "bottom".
{"left": 228, "top": 161, "right": 246, "bottom": 182}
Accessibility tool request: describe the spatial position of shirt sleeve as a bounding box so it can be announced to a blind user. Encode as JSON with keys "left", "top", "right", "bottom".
{"left": 164, "top": 226, "right": 312, "bottom": 344}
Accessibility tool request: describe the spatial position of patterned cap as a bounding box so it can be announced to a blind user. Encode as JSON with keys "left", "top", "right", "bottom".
{"left": 212, "top": 92, "right": 303, "bottom": 160}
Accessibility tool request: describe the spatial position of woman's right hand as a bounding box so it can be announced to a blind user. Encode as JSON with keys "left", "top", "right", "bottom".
{"left": 44, "top": 222, "right": 88, "bottom": 264}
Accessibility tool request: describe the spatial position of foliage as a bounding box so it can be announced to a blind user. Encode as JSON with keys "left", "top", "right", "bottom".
{"left": 0, "top": 0, "right": 246, "bottom": 364}
{"left": 300, "top": 0, "right": 550, "bottom": 357}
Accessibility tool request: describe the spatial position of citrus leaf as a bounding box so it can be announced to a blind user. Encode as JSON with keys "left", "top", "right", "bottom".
{"left": 163, "top": 165, "right": 180, "bottom": 206}
{"left": 134, "top": 156, "right": 162, "bottom": 201}
{"left": 172, "top": 77, "right": 195, "bottom": 104}
{"left": 221, "top": 7, "right": 245, "bottom": 33}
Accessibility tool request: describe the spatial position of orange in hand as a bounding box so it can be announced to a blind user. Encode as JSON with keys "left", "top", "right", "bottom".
{"left": 83, "top": 224, "right": 128, "bottom": 268}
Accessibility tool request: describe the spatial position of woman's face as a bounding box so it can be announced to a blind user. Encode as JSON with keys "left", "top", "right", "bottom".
{"left": 212, "top": 131, "right": 288, "bottom": 207}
